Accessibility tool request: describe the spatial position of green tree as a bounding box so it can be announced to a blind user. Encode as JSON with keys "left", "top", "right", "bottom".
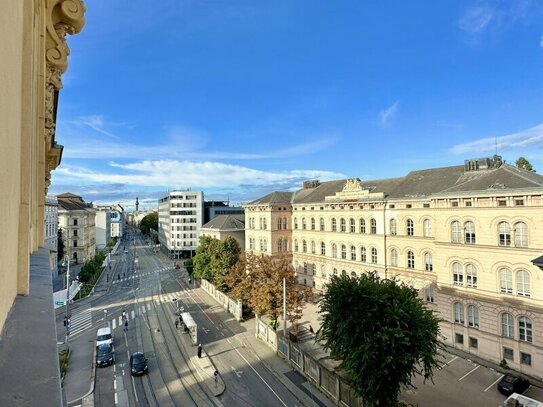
{"left": 515, "top": 156, "right": 535, "bottom": 172}
{"left": 210, "top": 236, "right": 241, "bottom": 291}
{"left": 192, "top": 235, "right": 215, "bottom": 280}
{"left": 139, "top": 212, "right": 158, "bottom": 235}
{"left": 223, "top": 254, "right": 253, "bottom": 307}
{"left": 318, "top": 273, "right": 442, "bottom": 407}
{"left": 57, "top": 228, "right": 65, "bottom": 262}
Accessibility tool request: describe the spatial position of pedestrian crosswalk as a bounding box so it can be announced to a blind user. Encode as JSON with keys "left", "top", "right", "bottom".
{"left": 111, "top": 267, "right": 174, "bottom": 284}
{"left": 69, "top": 304, "right": 92, "bottom": 337}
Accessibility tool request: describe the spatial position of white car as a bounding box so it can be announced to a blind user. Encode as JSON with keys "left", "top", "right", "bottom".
{"left": 96, "top": 327, "right": 113, "bottom": 347}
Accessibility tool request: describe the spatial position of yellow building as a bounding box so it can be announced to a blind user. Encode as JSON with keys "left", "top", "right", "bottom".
{"left": 244, "top": 158, "right": 543, "bottom": 379}
{"left": 201, "top": 214, "right": 246, "bottom": 252}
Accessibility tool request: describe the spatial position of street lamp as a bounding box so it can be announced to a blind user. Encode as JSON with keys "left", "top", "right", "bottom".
{"left": 62, "top": 254, "right": 71, "bottom": 344}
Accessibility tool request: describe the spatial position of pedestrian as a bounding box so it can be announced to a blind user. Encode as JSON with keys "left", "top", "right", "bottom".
{"left": 197, "top": 343, "right": 202, "bottom": 358}
{"left": 63, "top": 316, "right": 67, "bottom": 327}
{"left": 124, "top": 320, "right": 128, "bottom": 331}
{"left": 175, "top": 319, "right": 179, "bottom": 329}
{"left": 122, "top": 310, "right": 127, "bottom": 320}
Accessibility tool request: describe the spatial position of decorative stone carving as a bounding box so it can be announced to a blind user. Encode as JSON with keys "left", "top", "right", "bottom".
{"left": 342, "top": 178, "right": 363, "bottom": 192}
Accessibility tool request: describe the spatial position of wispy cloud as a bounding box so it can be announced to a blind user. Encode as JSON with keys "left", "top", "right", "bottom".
{"left": 379, "top": 101, "right": 399, "bottom": 127}
{"left": 540, "top": 34, "right": 543, "bottom": 48}
{"left": 70, "top": 115, "right": 122, "bottom": 139}
{"left": 458, "top": 6, "right": 494, "bottom": 35}
{"left": 449, "top": 123, "right": 543, "bottom": 154}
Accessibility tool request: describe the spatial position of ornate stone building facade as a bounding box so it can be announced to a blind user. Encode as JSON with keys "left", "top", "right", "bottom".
{"left": 244, "top": 159, "right": 543, "bottom": 378}
{"left": 58, "top": 193, "right": 96, "bottom": 264}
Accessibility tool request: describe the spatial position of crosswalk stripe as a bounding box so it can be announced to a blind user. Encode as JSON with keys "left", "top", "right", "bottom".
{"left": 131, "top": 310, "right": 135, "bottom": 319}
{"left": 141, "top": 306, "right": 146, "bottom": 314}
{"left": 118, "top": 316, "right": 122, "bottom": 326}
{"left": 112, "top": 319, "right": 116, "bottom": 330}
{"left": 147, "top": 303, "right": 151, "bottom": 311}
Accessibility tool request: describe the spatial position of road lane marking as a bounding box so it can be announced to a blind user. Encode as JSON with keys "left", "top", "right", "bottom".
{"left": 112, "top": 319, "right": 117, "bottom": 330}
{"left": 131, "top": 310, "right": 135, "bottom": 319}
{"left": 484, "top": 374, "right": 504, "bottom": 392}
{"left": 438, "top": 355, "right": 458, "bottom": 370}
{"left": 459, "top": 365, "right": 480, "bottom": 381}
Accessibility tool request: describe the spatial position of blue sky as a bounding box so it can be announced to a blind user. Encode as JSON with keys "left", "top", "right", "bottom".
{"left": 51, "top": 0, "right": 543, "bottom": 210}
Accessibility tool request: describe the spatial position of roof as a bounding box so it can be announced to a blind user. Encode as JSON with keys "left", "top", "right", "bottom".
{"left": 57, "top": 192, "right": 93, "bottom": 211}
{"left": 248, "top": 191, "right": 294, "bottom": 205}
{"left": 201, "top": 214, "right": 245, "bottom": 230}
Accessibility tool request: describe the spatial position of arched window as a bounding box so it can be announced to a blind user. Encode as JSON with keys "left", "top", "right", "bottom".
{"left": 302, "top": 217, "right": 307, "bottom": 230}
{"left": 464, "top": 221, "right": 475, "bottom": 244}
{"left": 283, "top": 218, "right": 288, "bottom": 229}
{"left": 302, "top": 240, "right": 307, "bottom": 253}
{"left": 320, "top": 265, "right": 326, "bottom": 278}
{"left": 424, "top": 252, "right": 433, "bottom": 272}
{"left": 371, "top": 248, "right": 378, "bottom": 264}
{"left": 331, "top": 218, "right": 337, "bottom": 232}
{"left": 452, "top": 262, "right": 463, "bottom": 285}
{"left": 341, "top": 244, "right": 347, "bottom": 259}
{"left": 517, "top": 270, "right": 531, "bottom": 297}
{"left": 341, "top": 270, "right": 347, "bottom": 277}
{"left": 294, "top": 218, "right": 298, "bottom": 230}
{"left": 283, "top": 239, "right": 288, "bottom": 252}
{"left": 423, "top": 219, "right": 432, "bottom": 237}
{"left": 340, "top": 218, "right": 346, "bottom": 232}
{"left": 370, "top": 218, "right": 377, "bottom": 234}
{"left": 390, "top": 249, "right": 398, "bottom": 267}
{"left": 259, "top": 218, "right": 263, "bottom": 229}
{"left": 277, "top": 239, "right": 283, "bottom": 252}
{"left": 467, "top": 305, "right": 479, "bottom": 328}
{"left": 498, "top": 222, "right": 511, "bottom": 246}
{"left": 407, "top": 251, "right": 415, "bottom": 269}
{"left": 360, "top": 247, "right": 367, "bottom": 262}
{"left": 501, "top": 313, "right": 514, "bottom": 338}
{"left": 259, "top": 238, "right": 265, "bottom": 251}
{"left": 311, "top": 240, "right": 316, "bottom": 254}
{"left": 249, "top": 238, "right": 254, "bottom": 250}
{"left": 500, "top": 268, "right": 512, "bottom": 294}
{"left": 454, "top": 302, "right": 464, "bottom": 324}
{"left": 321, "top": 241, "right": 326, "bottom": 255}
{"left": 311, "top": 217, "right": 315, "bottom": 230}
{"left": 519, "top": 316, "right": 533, "bottom": 342}
{"left": 451, "top": 221, "right": 461, "bottom": 243}
{"left": 466, "top": 264, "right": 477, "bottom": 288}
{"left": 333, "top": 268, "right": 338, "bottom": 276}
{"left": 350, "top": 245, "right": 356, "bottom": 261}
{"left": 332, "top": 244, "right": 337, "bottom": 258}
{"left": 390, "top": 219, "right": 397, "bottom": 235}
{"left": 360, "top": 218, "right": 366, "bottom": 233}
{"left": 350, "top": 218, "right": 356, "bottom": 233}
{"left": 351, "top": 271, "right": 357, "bottom": 278}
{"left": 319, "top": 218, "right": 325, "bottom": 231}
{"left": 294, "top": 239, "right": 299, "bottom": 252}
{"left": 406, "top": 219, "right": 414, "bottom": 236}
{"left": 263, "top": 218, "right": 267, "bottom": 230}
{"left": 514, "top": 222, "right": 527, "bottom": 247}
{"left": 277, "top": 218, "right": 282, "bottom": 230}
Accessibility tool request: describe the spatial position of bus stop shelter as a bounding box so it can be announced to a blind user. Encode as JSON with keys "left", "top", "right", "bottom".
{"left": 180, "top": 312, "right": 197, "bottom": 345}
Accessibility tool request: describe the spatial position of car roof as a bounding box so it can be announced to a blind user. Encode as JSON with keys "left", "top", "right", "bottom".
{"left": 131, "top": 351, "right": 144, "bottom": 357}
{"left": 97, "top": 327, "right": 111, "bottom": 334}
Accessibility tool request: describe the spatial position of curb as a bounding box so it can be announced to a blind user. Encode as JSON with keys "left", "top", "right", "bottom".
{"left": 67, "top": 344, "right": 97, "bottom": 406}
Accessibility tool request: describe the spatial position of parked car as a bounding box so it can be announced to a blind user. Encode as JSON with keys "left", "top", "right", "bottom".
{"left": 497, "top": 374, "right": 530, "bottom": 396}
{"left": 130, "top": 352, "right": 148, "bottom": 376}
{"left": 96, "top": 327, "right": 113, "bottom": 347}
{"left": 96, "top": 344, "right": 114, "bottom": 367}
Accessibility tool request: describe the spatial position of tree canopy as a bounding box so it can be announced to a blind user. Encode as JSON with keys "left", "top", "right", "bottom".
{"left": 139, "top": 212, "right": 158, "bottom": 235}
{"left": 318, "top": 273, "right": 442, "bottom": 407}
{"left": 192, "top": 235, "right": 241, "bottom": 287}
{"left": 515, "top": 156, "right": 535, "bottom": 172}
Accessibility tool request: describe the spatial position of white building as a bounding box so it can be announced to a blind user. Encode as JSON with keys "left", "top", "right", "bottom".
{"left": 95, "top": 208, "right": 111, "bottom": 250}
{"left": 44, "top": 196, "right": 59, "bottom": 277}
{"left": 158, "top": 190, "right": 204, "bottom": 259}
{"left": 110, "top": 208, "right": 124, "bottom": 238}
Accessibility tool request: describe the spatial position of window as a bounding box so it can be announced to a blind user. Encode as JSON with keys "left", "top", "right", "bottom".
{"left": 321, "top": 242, "right": 326, "bottom": 255}
{"left": 454, "top": 302, "right": 464, "bottom": 324}
{"left": 277, "top": 240, "right": 283, "bottom": 252}
{"left": 73, "top": 240, "right": 78, "bottom": 247}
{"left": 514, "top": 222, "right": 527, "bottom": 247}
{"left": 312, "top": 264, "right": 316, "bottom": 276}
{"left": 503, "top": 347, "right": 514, "bottom": 361}
{"left": 359, "top": 219, "right": 366, "bottom": 233}
{"left": 516, "top": 270, "right": 531, "bottom": 297}
{"left": 498, "top": 222, "right": 511, "bottom": 246}
{"left": 406, "top": 219, "right": 414, "bottom": 236}
{"left": 303, "top": 262, "right": 308, "bottom": 274}
{"left": 423, "top": 219, "right": 432, "bottom": 237}
{"left": 332, "top": 244, "right": 337, "bottom": 258}
{"left": 263, "top": 218, "right": 267, "bottom": 229}
{"left": 294, "top": 218, "right": 298, "bottom": 229}
{"left": 425, "top": 285, "right": 434, "bottom": 303}
{"left": 283, "top": 218, "right": 288, "bottom": 230}
{"left": 500, "top": 268, "right": 513, "bottom": 294}
{"left": 498, "top": 199, "right": 507, "bottom": 207}
{"left": 302, "top": 240, "right": 307, "bottom": 253}
{"left": 452, "top": 262, "right": 463, "bottom": 285}
{"left": 466, "top": 264, "right": 477, "bottom": 288}
{"left": 319, "top": 218, "right": 325, "bottom": 231}
{"left": 277, "top": 218, "right": 282, "bottom": 230}
{"left": 350, "top": 246, "right": 356, "bottom": 261}
{"left": 469, "top": 337, "right": 478, "bottom": 348}
{"left": 455, "top": 333, "right": 464, "bottom": 344}
{"left": 407, "top": 251, "right": 414, "bottom": 269}
{"left": 331, "top": 218, "right": 337, "bottom": 232}
{"left": 340, "top": 218, "right": 346, "bottom": 232}
{"left": 451, "top": 201, "right": 459, "bottom": 207}
{"left": 390, "top": 219, "right": 397, "bottom": 235}
{"left": 406, "top": 204, "right": 412, "bottom": 208}
{"left": 311, "top": 241, "right": 316, "bottom": 254}
{"left": 73, "top": 219, "right": 78, "bottom": 226}
{"left": 515, "top": 199, "right": 524, "bottom": 206}
{"left": 465, "top": 201, "right": 472, "bottom": 207}
{"left": 464, "top": 221, "right": 476, "bottom": 244}
{"left": 341, "top": 245, "right": 347, "bottom": 259}
{"left": 501, "top": 313, "right": 514, "bottom": 338}
{"left": 360, "top": 247, "right": 367, "bottom": 262}
{"left": 351, "top": 271, "right": 357, "bottom": 278}
{"left": 259, "top": 239, "right": 265, "bottom": 251}
{"left": 321, "top": 266, "right": 326, "bottom": 279}
{"left": 519, "top": 316, "right": 532, "bottom": 342}
{"left": 467, "top": 305, "right": 479, "bottom": 328}
{"left": 390, "top": 249, "right": 398, "bottom": 267}
{"left": 521, "top": 352, "right": 532, "bottom": 366}
{"left": 424, "top": 252, "right": 433, "bottom": 272}
{"left": 370, "top": 218, "right": 377, "bottom": 234}
{"left": 451, "top": 221, "right": 461, "bottom": 243}
{"left": 350, "top": 218, "right": 356, "bottom": 233}
{"left": 311, "top": 217, "right": 315, "bottom": 230}
{"left": 294, "top": 239, "right": 299, "bottom": 252}
{"left": 371, "top": 248, "right": 377, "bottom": 264}
{"left": 302, "top": 218, "right": 307, "bottom": 230}
{"left": 249, "top": 238, "right": 254, "bottom": 250}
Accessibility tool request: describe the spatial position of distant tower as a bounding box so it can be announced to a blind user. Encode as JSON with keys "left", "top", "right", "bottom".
{"left": 135, "top": 197, "right": 139, "bottom": 212}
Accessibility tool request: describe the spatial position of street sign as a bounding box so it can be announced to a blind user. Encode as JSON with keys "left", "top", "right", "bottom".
{"left": 55, "top": 301, "right": 65, "bottom": 306}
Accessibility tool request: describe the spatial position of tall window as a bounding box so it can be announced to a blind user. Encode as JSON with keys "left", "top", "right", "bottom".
{"left": 277, "top": 240, "right": 283, "bottom": 252}
{"left": 283, "top": 218, "right": 288, "bottom": 229}
{"left": 311, "top": 217, "right": 315, "bottom": 230}
{"left": 371, "top": 248, "right": 378, "bottom": 264}
{"left": 341, "top": 245, "right": 347, "bottom": 259}
{"left": 467, "top": 305, "right": 479, "bottom": 328}
{"left": 360, "top": 219, "right": 366, "bottom": 233}
{"left": 249, "top": 238, "right": 254, "bottom": 250}
{"left": 424, "top": 252, "right": 433, "bottom": 272}
{"left": 277, "top": 218, "right": 282, "bottom": 230}
{"left": 406, "top": 219, "right": 414, "bottom": 236}
{"left": 519, "top": 317, "right": 533, "bottom": 342}
{"left": 302, "top": 240, "right": 307, "bottom": 253}
{"left": 500, "top": 268, "right": 513, "bottom": 294}
{"left": 464, "top": 221, "right": 476, "bottom": 244}
{"left": 370, "top": 218, "right": 377, "bottom": 234}
{"left": 451, "top": 221, "right": 461, "bottom": 243}
{"left": 311, "top": 241, "right": 316, "bottom": 254}
{"left": 498, "top": 222, "right": 511, "bottom": 246}
{"left": 319, "top": 218, "right": 325, "bottom": 231}
{"left": 294, "top": 218, "right": 298, "bottom": 229}
{"left": 294, "top": 239, "right": 299, "bottom": 252}
{"left": 514, "top": 222, "right": 527, "bottom": 247}
{"left": 466, "top": 264, "right": 477, "bottom": 288}
{"left": 340, "top": 218, "right": 346, "bottom": 232}
{"left": 501, "top": 313, "right": 514, "bottom": 338}
{"left": 350, "top": 218, "right": 356, "bottom": 233}
{"left": 454, "top": 302, "right": 464, "bottom": 324}
{"left": 390, "top": 249, "right": 398, "bottom": 267}
{"left": 332, "top": 244, "right": 337, "bottom": 258}
{"left": 452, "top": 262, "right": 463, "bottom": 285}
{"left": 302, "top": 218, "right": 307, "bottom": 230}
{"left": 350, "top": 246, "right": 356, "bottom": 261}
{"left": 259, "top": 218, "right": 263, "bottom": 229}
{"left": 321, "top": 242, "right": 326, "bottom": 255}
{"left": 517, "top": 270, "right": 531, "bottom": 297}
{"left": 423, "top": 219, "right": 432, "bottom": 237}
{"left": 360, "top": 247, "right": 367, "bottom": 262}
{"left": 390, "top": 219, "right": 397, "bottom": 235}
{"left": 407, "top": 251, "right": 415, "bottom": 269}
{"left": 331, "top": 218, "right": 337, "bottom": 232}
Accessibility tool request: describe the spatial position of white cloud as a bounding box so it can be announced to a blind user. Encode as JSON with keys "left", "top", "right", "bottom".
{"left": 71, "top": 115, "right": 120, "bottom": 139}
{"left": 449, "top": 123, "right": 543, "bottom": 154}
{"left": 458, "top": 6, "right": 494, "bottom": 35}
{"left": 379, "top": 101, "right": 399, "bottom": 126}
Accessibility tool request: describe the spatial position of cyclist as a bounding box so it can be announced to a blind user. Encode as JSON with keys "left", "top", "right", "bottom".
{"left": 122, "top": 310, "right": 127, "bottom": 321}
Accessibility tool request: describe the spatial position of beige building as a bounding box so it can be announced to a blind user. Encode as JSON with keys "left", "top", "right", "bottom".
{"left": 44, "top": 195, "right": 59, "bottom": 277}
{"left": 244, "top": 158, "right": 543, "bottom": 379}
{"left": 58, "top": 193, "right": 96, "bottom": 264}
{"left": 201, "top": 214, "right": 246, "bottom": 252}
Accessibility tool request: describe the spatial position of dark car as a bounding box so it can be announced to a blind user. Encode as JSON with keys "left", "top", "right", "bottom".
{"left": 497, "top": 374, "right": 530, "bottom": 396}
{"left": 96, "top": 344, "right": 114, "bottom": 367}
{"left": 130, "top": 352, "right": 148, "bottom": 376}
